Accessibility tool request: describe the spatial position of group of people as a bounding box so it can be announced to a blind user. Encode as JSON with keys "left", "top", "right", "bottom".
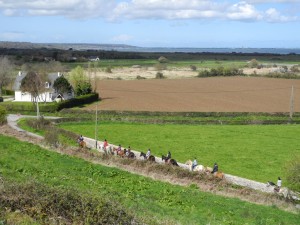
{"left": 192, "top": 158, "right": 219, "bottom": 173}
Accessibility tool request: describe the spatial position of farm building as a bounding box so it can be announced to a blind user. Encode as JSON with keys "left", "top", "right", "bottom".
{"left": 13, "top": 71, "right": 74, "bottom": 102}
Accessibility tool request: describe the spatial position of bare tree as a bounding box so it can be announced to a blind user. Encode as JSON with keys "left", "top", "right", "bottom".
{"left": 20, "top": 71, "right": 46, "bottom": 117}
{"left": 0, "top": 57, "right": 14, "bottom": 96}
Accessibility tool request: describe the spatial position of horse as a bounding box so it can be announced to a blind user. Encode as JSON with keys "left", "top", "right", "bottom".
{"left": 185, "top": 160, "right": 205, "bottom": 172}
{"left": 100, "top": 145, "right": 114, "bottom": 155}
{"left": 162, "top": 155, "right": 179, "bottom": 166}
{"left": 78, "top": 141, "right": 87, "bottom": 148}
{"left": 126, "top": 150, "right": 136, "bottom": 159}
{"left": 140, "top": 152, "right": 155, "bottom": 162}
{"left": 213, "top": 171, "right": 224, "bottom": 179}
{"left": 113, "top": 147, "right": 125, "bottom": 157}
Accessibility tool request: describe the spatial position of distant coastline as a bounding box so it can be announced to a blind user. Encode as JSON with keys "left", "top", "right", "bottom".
{"left": 0, "top": 41, "right": 299, "bottom": 55}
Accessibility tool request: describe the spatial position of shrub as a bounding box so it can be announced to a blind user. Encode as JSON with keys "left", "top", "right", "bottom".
{"left": 0, "top": 179, "right": 136, "bottom": 224}
{"left": 198, "top": 67, "right": 243, "bottom": 78}
{"left": 284, "top": 156, "right": 300, "bottom": 192}
{"left": 57, "top": 93, "right": 99, "bottom": 110}
{"left": 156, "top": 72, "right": 165, "bottom": 79}
{"left": 158, "top": 56, "right": 168, "bottom": 63}
{"left": 26, "top": 117, "right": 51, "bottom": 130}
{"left": 105, "top": 66, "right": 112, "bottom": 73}
{"left": 136, "top": 75, "right": 146, "bottom": 80}
{"left": 45, "top": 128, "right": 59, "bottom": 147}
{"left": 0, "top": 105, "right": 7, "bottom": 125}
{"left": 190, "top": 65, "right": 197, "bottom": 71}
{"left": 154, "top": 63, "right": 167, "bottom": 71}
{"left": 249, "top": 59, "right": 259, "bottom": 68}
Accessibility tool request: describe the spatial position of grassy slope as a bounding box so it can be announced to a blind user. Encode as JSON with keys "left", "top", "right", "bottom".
{"left": 0, "top": 134, "right": 299, "bottom": 224}
{"left": 58, "top": 121, "right": 300, "bottom": 182}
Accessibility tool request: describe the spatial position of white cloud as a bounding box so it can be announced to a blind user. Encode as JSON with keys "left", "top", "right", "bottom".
{"left": 0, "top": 0, "right": 298, "bottom": 23}
{"left": 0, "top": 0, "right": 116, "bottom": 18}
{"left": 227, "top": 2, "right": 262, "bottom": 21}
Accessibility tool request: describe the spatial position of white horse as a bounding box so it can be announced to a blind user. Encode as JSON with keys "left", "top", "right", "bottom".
{"left": 99, "top": 144, "right": 113, "bottom": 155}
{"left": 185, "top": 160, "right": 205, "bottom": 172}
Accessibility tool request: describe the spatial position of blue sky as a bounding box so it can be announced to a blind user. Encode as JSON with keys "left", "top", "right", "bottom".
{"left": 0, "top": 0, "right": 299, "bottom": 48}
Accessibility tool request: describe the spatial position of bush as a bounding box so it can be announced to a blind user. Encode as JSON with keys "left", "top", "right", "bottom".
{"left": 136, "top": 75, "right": 146, "bottom": 80}
{"left": 57, "top": 93, "right": 99, "bottom": 110}
{"left": 105, "top": 66, "right": 112, "bottom": 73}
{"left": 45, "top": 128, "right": 59, "bottom": 147}
{"left": 158, "top": 56, "right": 168, "bottom": 63}
{"left": 190, "top": 65, "right": 197, "bottom": 71}
{"left": 198, "top": 67, "right": 244, "bottom": 78}
{"left": 284, "top": 156, "right": 300, "bottom": 192}
{"left": 0, "top": 105, "right": 7, "bottom": 125}
{"left": 156, "top": 72, "right": 165, "bottom": 79}
{"left": 0, "top": 179, "right": 136, "bottom": 224}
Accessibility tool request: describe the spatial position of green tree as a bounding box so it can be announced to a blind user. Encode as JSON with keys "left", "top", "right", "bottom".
{"left": 69, "top": 66, "right": 92, "bottom": 96}
{"left": 0, "top": 57, "right": 14, "bottom": 96}
{"left": 249, "top": 59, "right": 259, "bottom": 68}
{"left": 53, "top": 76, "right": 73, "bottom": 95}
{"left": 75, "top": 82, "right": 92, "bottom": 96}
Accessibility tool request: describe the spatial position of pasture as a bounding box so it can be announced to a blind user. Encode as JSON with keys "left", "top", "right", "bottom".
{"left": 58, "top": 121, "right": 300, "bottom": 182}
{"left": 0, "top": 134, "right": 299, "bottom": 224}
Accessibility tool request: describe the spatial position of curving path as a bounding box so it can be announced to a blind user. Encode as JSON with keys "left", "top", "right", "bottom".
{"left": 7, "top": 114, "right": 299, "bottom": 199}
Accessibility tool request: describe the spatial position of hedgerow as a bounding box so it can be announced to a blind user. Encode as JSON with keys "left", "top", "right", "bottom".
{"left": 0, "top": 179, "right": 137, "bottom": 224}
{"left": 0, "top": 105, "right": 7, "bottom": 125}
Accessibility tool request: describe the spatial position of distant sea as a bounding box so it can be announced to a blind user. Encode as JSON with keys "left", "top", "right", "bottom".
{"left": 114, "top": 47, "right": 300, "bottom": 55}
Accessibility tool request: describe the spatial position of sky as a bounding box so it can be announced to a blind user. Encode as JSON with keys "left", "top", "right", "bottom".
{"left": 0, "top": 0, "right": 300, "bottom": 48}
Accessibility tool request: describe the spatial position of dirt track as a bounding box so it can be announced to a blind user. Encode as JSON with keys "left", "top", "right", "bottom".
{"left": 90, "top": 77, "right": 300, "bottom": 112}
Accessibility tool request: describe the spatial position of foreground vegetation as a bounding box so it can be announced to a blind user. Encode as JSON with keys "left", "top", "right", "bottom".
{"left": 57, "top": 121, "right": 300, "bottom": 183}
{"left": 0, "top": 134, "right": 299, "bottom": 224}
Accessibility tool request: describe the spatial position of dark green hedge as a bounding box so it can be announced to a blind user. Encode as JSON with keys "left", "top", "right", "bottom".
{"left": 0, "top": 105, "right": 7, "bottom": 124}
{"left": 57, "top": 93, "right": 99, "bottom": 110}
{"left": 0, "top": 93, "right": 99, "bottom": 113}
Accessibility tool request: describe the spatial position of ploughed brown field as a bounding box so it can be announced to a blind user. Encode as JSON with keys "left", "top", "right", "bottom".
{"left": 89, "top": 77, "right": 300, "bottom": 112}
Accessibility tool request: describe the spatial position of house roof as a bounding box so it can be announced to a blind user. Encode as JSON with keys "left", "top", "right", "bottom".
{"left": 13, "top": 72, "right": 63, "bottom": 91}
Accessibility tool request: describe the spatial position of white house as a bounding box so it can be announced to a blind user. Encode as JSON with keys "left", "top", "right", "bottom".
{"left": 13, "top": 71, "right": 74, "bottom": 102}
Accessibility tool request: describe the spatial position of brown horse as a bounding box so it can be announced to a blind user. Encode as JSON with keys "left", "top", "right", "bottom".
{"left": 162, "top": 155, "right": 179, "bottom": 166}
{"left": 140, "top": 152, "right": 155, "bottom": 162}
{"left": 113, "top": 148, "right": 125, "bottom": 157}
{"left": 79, "top": 141, "right": 87, "bottom": 148}
{"left": 213, "top": 171, "right": 224, "bottom": 179}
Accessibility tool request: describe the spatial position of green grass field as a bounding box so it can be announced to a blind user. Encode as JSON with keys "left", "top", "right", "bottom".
{"left": 58, "top": 121, "right": 300, "bottom": 182}
{"left": 0, "top": 134, "right": 299, "bottom": 224}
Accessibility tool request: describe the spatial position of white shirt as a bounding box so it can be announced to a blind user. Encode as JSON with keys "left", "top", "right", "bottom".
{"left": 146, "top": 150, "right": 151, "bottom": 158}
{"left": 277, "top": 179, "right": 282, "bottom": 187}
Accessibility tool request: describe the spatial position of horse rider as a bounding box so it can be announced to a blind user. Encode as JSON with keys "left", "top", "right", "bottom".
{"left": 192, "top": 158, "right": 198, "bottom": 171}
{"left": 211, "top": 163, "right": 218, "bottom": 174}
{"left": 103, "top": 139, "right": 108, "bottom": 148}
{"left": 274, "top": 177, "right": 282, "bottom": 192}
{"left": 117, "top": 144, "right": 122, "bottom": 154}
{"left": 146, "top": 148, "right": 151, "bottom": 159}
{"left": 77, "top": 135, "right": 84, "bottom": 144}
{"left": 127, "top": 146, "right": 132, "bottom": 155}
{"left": 166, "top": 151, "right": 171, "bottom": 160}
